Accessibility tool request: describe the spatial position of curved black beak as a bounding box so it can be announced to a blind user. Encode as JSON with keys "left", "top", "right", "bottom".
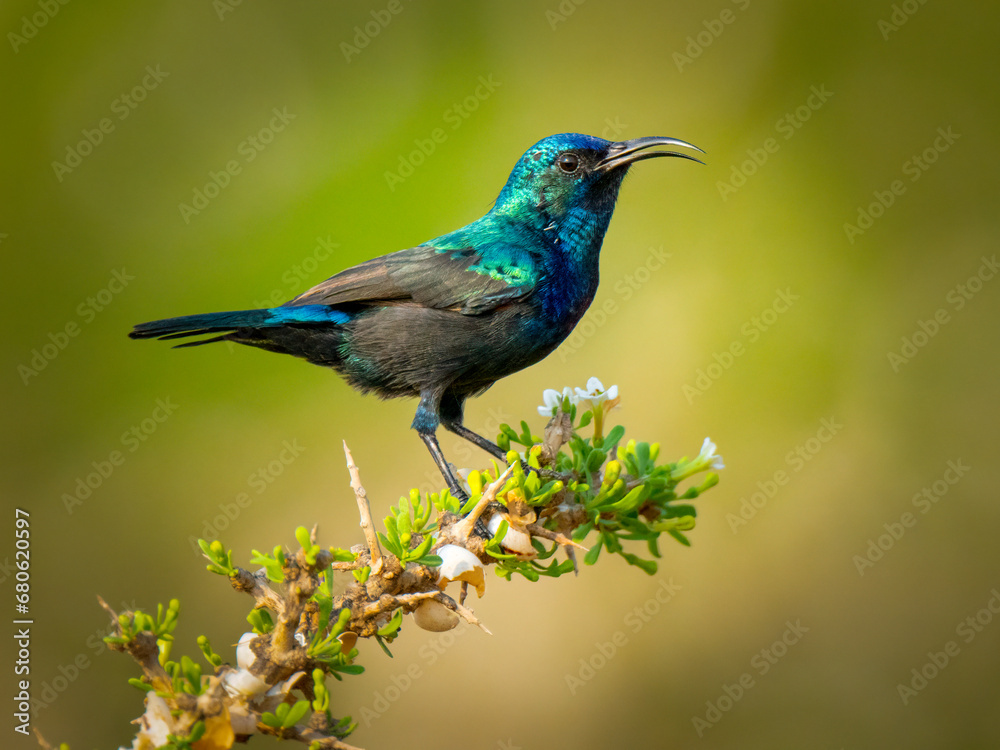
{"left": 597, "top": 136, "right": 705, "bottom": 172}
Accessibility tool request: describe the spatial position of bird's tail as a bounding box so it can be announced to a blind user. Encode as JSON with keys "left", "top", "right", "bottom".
{"left": 129, "top": 305, "right": 349, "bottom": 347}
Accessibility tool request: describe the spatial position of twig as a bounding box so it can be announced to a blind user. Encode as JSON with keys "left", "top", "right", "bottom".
{"left": 344, "top": 441, "right": 382, "bottom": 571}
{"left": 359, "top": 590, "right": 439, "bottom": 620}
{"left": 229, "top": 567, "right": 286, "bottom": 614}
{"left": 451, "top": 463, "right": 515, "bottom": 541}
{"left": 433, "top": 591, "right": 492, "bottom": 635}
{"left": 526, "top": 522, "right": 588, "bottom": 551}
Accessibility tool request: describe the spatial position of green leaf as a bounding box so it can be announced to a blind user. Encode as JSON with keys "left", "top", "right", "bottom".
{"left": 295, "top": 526, "right": 311, "bottom": 550}
{"left": 128, "top": 677, "right": 152, "bottom": 692}
{"left": 331, "top": 663, "right": 365, "bottom": 676}
{"left": 666, "top": 528, "right": 691, "bottom": 546}
{"left": 520, "top": 420, "right": 533, "bottom": 444}
{"left": 377, "top": 609, "right": 403, "bottom": 637}
{"left": 583, "top": 538, "right": 602, "bottom": 565}
{"left": 352, "top": 566, "right": 371, "bottom": 583}
{"left": 608, "top": 484, "right": 650, "bottom": 513}
{"left": 603, "top": 424, "right": 625, "bottom": 447}
{"left": 261, "top": 710, "right": 282, "bottom": 728}
{"left": 636, "top": 441, "right": 651, "bottom": 473}
{"left": 586, "top": 449, "right": 607, "bottom": 474}
{"left": 620, "top": 552, "right": 658, "bottom": 575}
{"left": 284, "top": 699, "right": 310, "bottom": 728}
{"left": 405, "top": 533, "right": 435, "bottom": 562}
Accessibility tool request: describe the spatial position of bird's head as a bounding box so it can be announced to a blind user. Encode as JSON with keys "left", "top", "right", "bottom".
{"left": 492, "top": 132, "right": 703, "bottom": 230}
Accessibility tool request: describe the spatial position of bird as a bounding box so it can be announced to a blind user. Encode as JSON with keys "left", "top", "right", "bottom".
{"left": 130, "top": 133, "right": 703, "bottom": 498}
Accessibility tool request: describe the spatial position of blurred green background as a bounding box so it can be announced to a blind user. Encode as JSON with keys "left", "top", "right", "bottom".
{"left": 3, "top": 1, "right": 999, "bottom": 747}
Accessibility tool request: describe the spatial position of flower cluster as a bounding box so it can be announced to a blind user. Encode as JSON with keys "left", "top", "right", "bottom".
{"left": 538, "top": 376, "right": 619, "bottom": 416}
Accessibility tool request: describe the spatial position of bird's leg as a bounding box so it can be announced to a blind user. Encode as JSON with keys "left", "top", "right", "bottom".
{"left": 438, "top": 393, "right": 545, "bottom": 478}
{"left": 442, "top": 421, "right": 506, "bottom": 461}
{"left": 439, "top": 391, "right": 507, "bottom": 463}
{"left": 413, "top": 391, "right": 468, "bottom": 500}
{"left": 418, "top": 431, "right": 467, "bottom": 500}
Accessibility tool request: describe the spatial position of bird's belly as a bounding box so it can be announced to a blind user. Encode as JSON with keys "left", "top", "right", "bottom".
{"left": 339, "top": 304, "right": 555, "bottom": 397}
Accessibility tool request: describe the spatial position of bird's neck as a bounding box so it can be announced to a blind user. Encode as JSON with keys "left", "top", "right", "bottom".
{"left": 488, "top": 198, "right": 616, "bottom": 269}
{"left": 548, "top": 203, "right": 615, "bottom": 273}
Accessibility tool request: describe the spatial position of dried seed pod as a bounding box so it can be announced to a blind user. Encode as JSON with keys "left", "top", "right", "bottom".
{"left": 338, "top": 631, "right": 358, "bottom": 654}
{"left": 412, "top": 598, "right": 459, "bottom": 632}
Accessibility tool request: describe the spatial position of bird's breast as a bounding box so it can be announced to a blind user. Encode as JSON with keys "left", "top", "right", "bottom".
{"left": 537, "top": 264, "right": 598, "bottom": 336}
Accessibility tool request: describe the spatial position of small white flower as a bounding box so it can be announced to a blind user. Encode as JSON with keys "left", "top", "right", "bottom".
{"left": 222, "top": 667, "right": 269, "bottom": 698}
{"left": 487, "top": 513, "right": 536, "bottom": 559}
{"left": 235, "top": 632, "right": 258, "bottom": 670}
{"left": 537, "top": 386, "right": 577, "bottom": 416}
{"left": 224, "top": 632, "right": 269, "bottom": 698}
{"left": 134, "top": 692, "right": 175, "bottom": 748}
{"left": 256, "top": 671, "right": 308, "bottom": 713}
{"left": 698, "top": 437, "right": 725, "bottom": 470}
{"left": 574, "top": 377, "right": 618, "bottom": 404}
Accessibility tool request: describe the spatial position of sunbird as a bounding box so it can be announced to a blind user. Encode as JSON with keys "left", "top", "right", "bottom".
{"left": 130, "top": 133, "right": 702, "bottom": 497}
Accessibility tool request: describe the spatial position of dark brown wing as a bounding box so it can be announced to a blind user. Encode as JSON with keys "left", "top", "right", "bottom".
{"left": 284, "top": 244, "right": 537, "bottom": 315}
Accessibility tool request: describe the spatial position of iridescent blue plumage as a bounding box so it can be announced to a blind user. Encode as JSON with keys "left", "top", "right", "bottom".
{"left": 130, "top": 132, "right": 703, "bottom": 496}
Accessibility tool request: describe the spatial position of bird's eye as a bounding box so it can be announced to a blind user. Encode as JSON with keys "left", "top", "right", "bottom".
{"left": 556, "top": 153, "right": 580, "bottom": 173}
